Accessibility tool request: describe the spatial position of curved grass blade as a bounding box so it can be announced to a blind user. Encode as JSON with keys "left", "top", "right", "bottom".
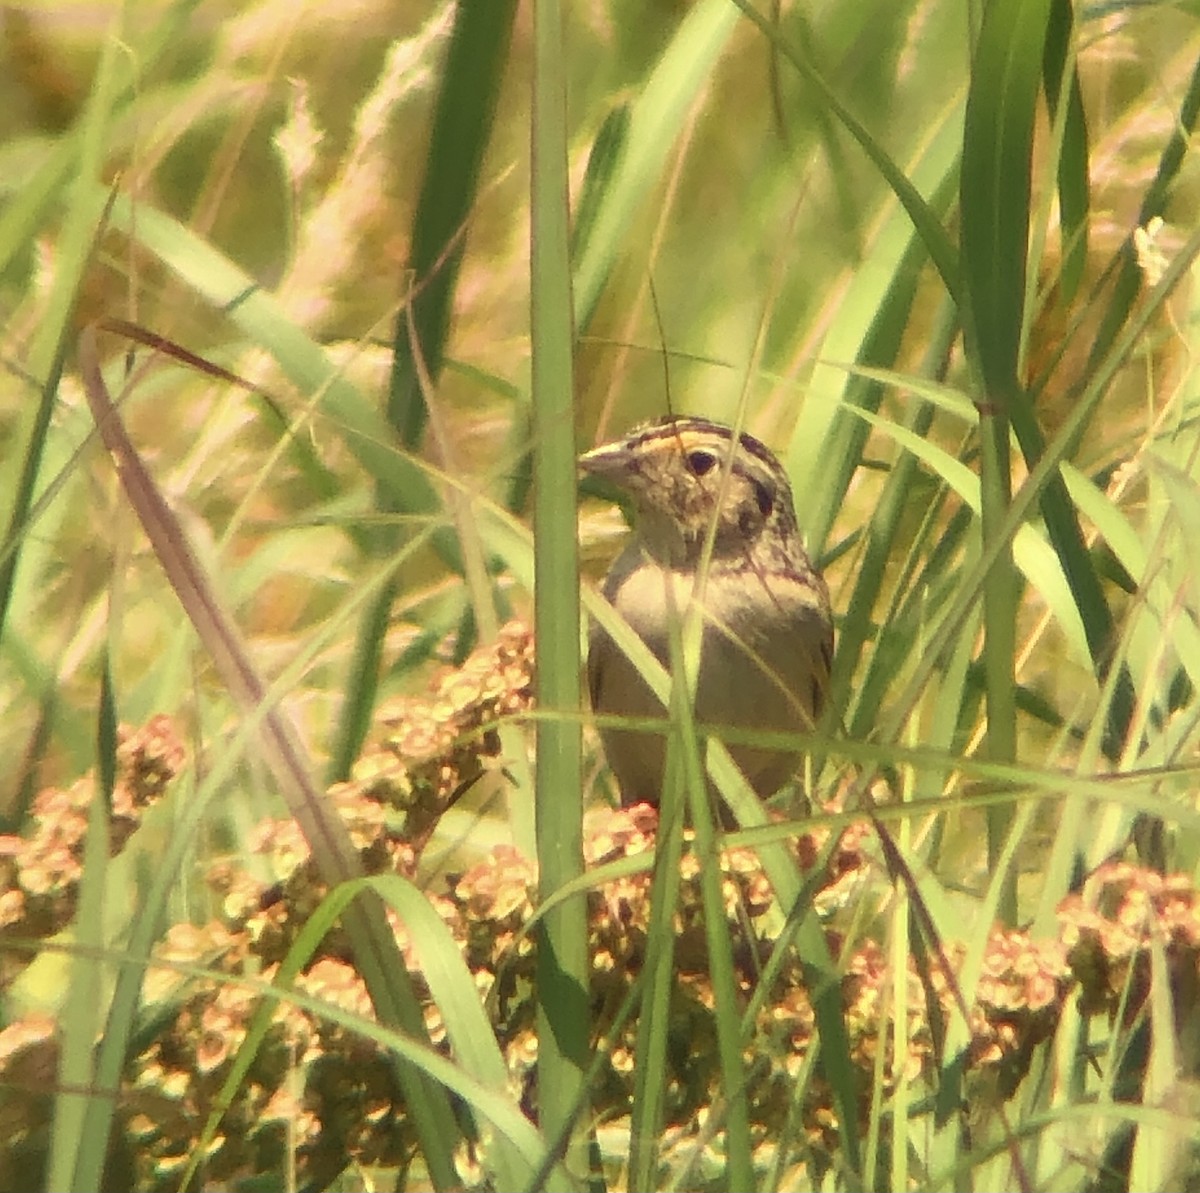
{"left": 78, "top": 330, "right": 463, "bottom": 1191}
{"left": 186, "top": 874, "right": 545, "bottom": 1191}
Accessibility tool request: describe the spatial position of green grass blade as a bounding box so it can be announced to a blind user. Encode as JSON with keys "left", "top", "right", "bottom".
{"left": 570, "top": 100, "right": 631, "bottom": 269}
{"left": 672, "top": 631, "right": 753, "bottom": 1187}
{"left": 0, "top": 4, "right": 127, "bottom": 647}
{"left": 188, "top": 873, "right": 541, "bottom": 1191}
{"left": 628, "top": 755, "right": 686, "bottom": 1191}
{"left": 13, "top": 19, "right": 130, "bottom": 1186}
{"left": 1042, "top": 0, "right": 1089, "bottom": 303}
{"left": 48, "top": 662, "right": 116, "bottom": 1193}
{"left": 960, "top": 0, "right": 1051, "bottom": 919}
{"left": 960, "top": 0, "right": 1049, "bottom": 392}
{"left": 78, "top": 334, "right": 463, "bottom": 1190}
{"left": 387, "top": 1, "right": 518, "bottom": 446}
{"left": 785, "top": 103, "right": 962, "bottom": 556}
{"left": 732, "top": 0, "right": 961, "bottom": 301}
{"left": 1083, "top": 50, "right": 1200, "bottom": 381}
{"left": 368, "top": 875, "right": 533, "bottom": 1188}
{"left": 572, "top": 0, "right": 740, "bottom": 329}
{"left": 531, "top": 0, "right": 589, "bottom": 1183}
{"left": 328, "top": 570, "right": 404, "bottom": 782}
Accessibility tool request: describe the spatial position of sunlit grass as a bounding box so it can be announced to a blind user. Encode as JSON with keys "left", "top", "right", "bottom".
{"left": 2, "top": 1, "right": 1200, "bottom": 1190}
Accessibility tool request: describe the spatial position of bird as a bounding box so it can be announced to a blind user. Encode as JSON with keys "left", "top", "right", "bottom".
{"left": 581, "top": 415, "right": 833, "bottom": 816}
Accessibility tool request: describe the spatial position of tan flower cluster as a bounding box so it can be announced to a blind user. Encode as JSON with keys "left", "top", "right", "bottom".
{"left": 0, "top": 716, "right": 186, "bottom": 986}
{"left": 118, "top": 919, "right": 427, "bottom": 1188}
{"left": 133, "top": 622, "right": 535, "bottom": 1187}
{"left": 123, "top": 921, "right": 317, "bottom": 1189}
{"left": 208, "top": 779, "right": 417, "bottom": 969}
{"left": 210, "top": 620, "right": 536, "bottom": 968}
{"left": 4, "top": 628, "right": 1200, "bottom": 1188}
{"left": 355, "top": 618, "right": 535, "bottom": 848}
{"left": 1060, "top": 860, "right": 1200, "bottom": 1023}
{"left": 0, "top": 1011, "right": 57, "bottom": 1185}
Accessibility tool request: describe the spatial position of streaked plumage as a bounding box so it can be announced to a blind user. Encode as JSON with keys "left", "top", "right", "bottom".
{"left": 581, "top": 416, "right": 833, "bottom": 812}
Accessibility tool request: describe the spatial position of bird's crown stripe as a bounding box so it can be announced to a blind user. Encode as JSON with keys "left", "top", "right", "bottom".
{"left": 626, "top": 418, "right": 783, "bottom": 475}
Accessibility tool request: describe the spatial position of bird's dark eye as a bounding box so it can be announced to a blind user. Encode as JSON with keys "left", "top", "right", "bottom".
{"left": 752, "top": 479, "right": 774, "bottom": 518}
{"left": 687, "top": 449, "right": 717, "bottom": 476}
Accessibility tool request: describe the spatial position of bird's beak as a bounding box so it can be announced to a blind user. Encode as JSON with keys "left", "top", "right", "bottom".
{"left": 577, "top": 441, "right": 631, "bottom": 481}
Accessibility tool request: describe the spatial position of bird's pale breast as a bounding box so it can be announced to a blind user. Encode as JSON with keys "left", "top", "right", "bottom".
{"left": 588, "top": 547, "right": 830, "bottom": 807}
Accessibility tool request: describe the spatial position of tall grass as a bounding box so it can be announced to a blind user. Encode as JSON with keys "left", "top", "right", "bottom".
{"left": 1, "top": 1, "right": 1199, "bottom": 1190}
